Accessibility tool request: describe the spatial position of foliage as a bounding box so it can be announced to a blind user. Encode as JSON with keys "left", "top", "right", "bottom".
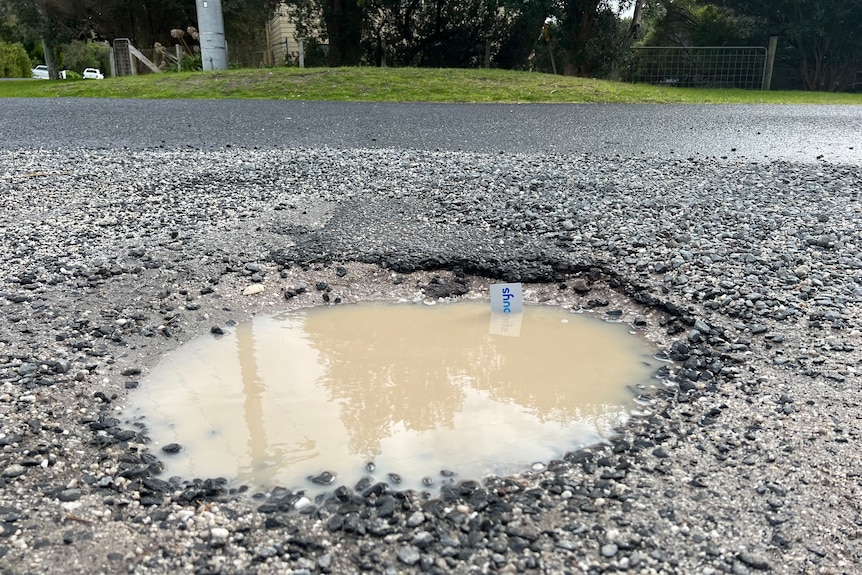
{"left": 285, "top": 0, "right": 561, "bottom": 69}
{"left": 282, "top": 0, "right": 363, "bottom": 66}
{"left": 579, "top": 5, "right": 632, "bottom": 78}
{"left": 295, "top": 38, "right": 329, "bottom": 67}
{"left": 640, "top": 0, "right": 752, "bottom": 47}
{"left": 702, "top": 0, "right": 862, "bottom": 91}
{"left": 154, "top": 29, "right": 203, "bottom": 72}
{"left": 640, "top": 0, "right": 697, "bottom": 46}
{"left": 690, "top": 4, "right": 752, "bottom": 46}
{"left": 4, "top": 0, "right": 278, "bottom": 56}
{"left": 542, "top": 0, "right": 644, "bottom": 77}
{"left": 493, "top": 0, "right": 555, "bottom": 70}
{"left": 557, "top": 0, "right": 603, "bottom": 75}
{"left": 635, "top": 0, "right": 862, "bottom": 91}
{"left": 0, "top": 38, "right": 29, "bottom": 76}
{"left": 61, "top": 39, "right": 109, "bottom": 74}
{"left": 363, "top": 0, "right": 530, "bottom": 67}
{"left": 0, "top": 2, "right": 28, "bottom": 45}
{"left": 222, "top": 0, "right": 282, "bottom": 57}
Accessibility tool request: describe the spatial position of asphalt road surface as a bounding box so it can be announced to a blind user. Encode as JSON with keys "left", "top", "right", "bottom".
{"left": 1, "top": 99, "right": 860, "bottom": 163}
{"left": 2, "top": 97, "right": 862, "bottom": 575}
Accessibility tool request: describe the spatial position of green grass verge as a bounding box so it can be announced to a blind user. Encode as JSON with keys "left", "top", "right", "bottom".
{"left": 1, "top": 67, "right": 860, "bottom": 104}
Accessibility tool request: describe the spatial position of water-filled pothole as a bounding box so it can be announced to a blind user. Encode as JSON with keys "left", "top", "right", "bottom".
{"left": 125, "top": 301, "right": 662, "bottom": 495}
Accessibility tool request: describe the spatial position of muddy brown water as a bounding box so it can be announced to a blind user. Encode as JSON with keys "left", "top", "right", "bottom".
{"left": 124, "top": 301, "right": 663, "bottom": 495}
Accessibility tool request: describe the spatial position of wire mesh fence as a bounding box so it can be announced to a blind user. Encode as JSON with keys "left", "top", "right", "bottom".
{"left": 111, "top": 42, "right": 268, "bottom": 75}
{"left": 629, "top": 46, "right": 768, "bottom": 90}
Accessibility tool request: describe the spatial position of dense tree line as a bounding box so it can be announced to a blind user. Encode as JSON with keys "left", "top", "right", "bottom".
{"left": 280, "top": 0, "right": 861, "bottom": 90}
{"left": 639, "top": 0, "right": 862, "bottom": 91}
{"left": 1, "top": 0, "right": 859, "bottom": 90}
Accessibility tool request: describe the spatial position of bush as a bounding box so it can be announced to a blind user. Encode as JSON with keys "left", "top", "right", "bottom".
{"left": 0, "top": 41, "right": 31, "bottom": 78}
{"left": 62, "top": 40, "right": 110, "bottom": 76}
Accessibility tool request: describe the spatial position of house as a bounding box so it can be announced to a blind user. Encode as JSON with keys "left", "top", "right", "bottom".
{"left": 265, "top": 4, "right": 300, "bottom": 65}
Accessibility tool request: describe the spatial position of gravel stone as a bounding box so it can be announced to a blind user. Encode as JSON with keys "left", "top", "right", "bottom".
{"left": 398, "top": 546, "right": 421, "bottom": 566}
{"left": 2, "top": 465, "right": 26, "bottom": 478}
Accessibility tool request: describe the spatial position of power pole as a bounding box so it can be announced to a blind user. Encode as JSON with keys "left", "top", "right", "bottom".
{"left": 195, "top": 0, "right": 228, "bottom": 71}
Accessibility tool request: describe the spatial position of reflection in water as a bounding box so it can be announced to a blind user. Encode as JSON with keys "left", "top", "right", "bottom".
{"left": 125, "top": 302, "right": 660, "bottom": 494}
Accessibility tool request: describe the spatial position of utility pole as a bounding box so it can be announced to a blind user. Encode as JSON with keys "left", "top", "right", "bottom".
{"left": 195, "top": 0, "right": 228, "bottom": 71}
{"left": 761, "top": 36, "right": 778, "bottom": 91}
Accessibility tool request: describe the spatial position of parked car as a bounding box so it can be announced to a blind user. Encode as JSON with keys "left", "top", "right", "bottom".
{"left": 31, "top": 65, "right": 67, "bottom": 79}
{"left": 82, "top": 68, "right": 104, "bottom": 80}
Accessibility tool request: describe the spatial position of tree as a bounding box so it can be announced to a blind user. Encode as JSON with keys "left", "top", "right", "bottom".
{"left": 555, "top": 0, "right": 644, "bottom": 76}
{"left": 363, "top": 0, "right": 530, "bottom": 67}
{"left": 222, "top": 0, "right": 282, "bottom": 62}
{"left": 0, "top": 39, "right": 30, "bottom": 76}
{"left": 224, "top": 0, "right": 650, "bottom": 74}
{"left": 558, "top": 0, "right": 601, "bottom": 75}
{"left": 0, "top": 0, "right": 76, "bottom": 78}
{"left": 285, "top": 0, "right": 556, "bottom": 69}
{"left": 61, "top": 38, "right": 109, "bottom": 74}
{"left": 324, "top": 0, "right": 363, "bottom": 65}
{"left": 494, "top": 0, "right": 555, "bottom": 69}
{"left": 707, "top": 0, "right": 862, "bottom": 91}
{"left": 639, "top": 0, "right": 699, "bottom": 46}
{"left": 283, "top": 0, "right": 364, "bottom": 66}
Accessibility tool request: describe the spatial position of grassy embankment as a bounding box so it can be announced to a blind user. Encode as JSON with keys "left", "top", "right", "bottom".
{"left": 0, "top": 67, "right": 860, "bottom": 104}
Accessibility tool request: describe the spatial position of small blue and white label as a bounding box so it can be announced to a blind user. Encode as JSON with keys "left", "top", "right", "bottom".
{"left": 490, "top": 283, "right": 523, "bottom": 314}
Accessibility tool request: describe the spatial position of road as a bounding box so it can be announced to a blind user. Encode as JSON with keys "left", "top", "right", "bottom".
{"left": 1, "top": 98, "right": 861, "bottom": 574}
{"left": 1, "top": 99, "right": 860, "bottom": 163}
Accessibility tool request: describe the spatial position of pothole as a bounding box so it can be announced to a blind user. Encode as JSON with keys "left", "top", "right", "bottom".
{"left": 124, "top": 300, "right": 665, "bottom": 495}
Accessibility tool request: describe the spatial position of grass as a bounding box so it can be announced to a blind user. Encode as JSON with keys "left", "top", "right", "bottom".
{"left": 1, "top": 67, "right": 860, "bottom": 104}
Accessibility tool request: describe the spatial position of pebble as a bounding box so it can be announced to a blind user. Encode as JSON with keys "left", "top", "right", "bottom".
{"left": 737, "top": 552, "right": 770, "bottom": 570}
{"left": 2, "top": 465, "right": 26, "bottom": 478}
{"left": 406, "top": 511, "right": 425, "bottom": 527}
{"left": 210, "top": 527, "right": 229, "bottom": 541}
{"left": 242, "top": 284, "right": 265, "bottom": 296}
{"left": 398, "top": 546, "right": 421, "bottom": 566}
{"left": 57, "top": 489, "right": 82, "bottom": 502}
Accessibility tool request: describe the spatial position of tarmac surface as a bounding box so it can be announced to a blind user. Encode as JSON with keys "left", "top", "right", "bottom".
{"left": 1, "top": 99, "right": 860, "bottom": 163}
{"left": 1, "top": 99, "right": 861, "bottom": 575}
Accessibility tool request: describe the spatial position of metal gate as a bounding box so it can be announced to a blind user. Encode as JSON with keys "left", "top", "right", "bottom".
{"left": 630, "top": 46, "right": 768, "bottom": 90}
{"left": 112, "top": 39, "right": 134, "bottom": 77}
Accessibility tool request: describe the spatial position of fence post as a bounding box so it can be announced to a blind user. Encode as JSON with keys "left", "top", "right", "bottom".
{"left": 176, "top": 45, "right": 182, "bottom": 72}
{"left": 298, "top": 39, "right": 305, "bottom": 69}
{"left": 762, "top": 36, "right": 777, "bottom": 90}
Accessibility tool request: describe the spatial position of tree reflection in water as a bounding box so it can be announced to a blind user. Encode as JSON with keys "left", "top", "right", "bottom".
{"left": 129, "top": 301, "right": 659, "bottom": 493}
{"left": 301, "top": 302, "right": 654, "bottom": 460}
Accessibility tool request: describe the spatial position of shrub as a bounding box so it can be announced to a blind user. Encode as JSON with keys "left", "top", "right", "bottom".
{"left": 0, "top": 41, "right": 31, "bottom": 78}
{"left": 62, "top": 40, "right": 110, "bottom": 76}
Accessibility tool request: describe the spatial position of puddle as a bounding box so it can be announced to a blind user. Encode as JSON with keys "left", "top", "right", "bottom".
{"left": 125, "top": 301, "right": 663, "bottom": 495}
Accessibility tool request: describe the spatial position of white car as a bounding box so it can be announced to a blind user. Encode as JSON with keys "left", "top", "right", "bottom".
{"left": 31, "top": 65, "right": 67, "bottom": 79}
{"left": 83, "top": 68, "right": 104, "bottom": 80}
{"left": 31, "top": 65, "right": 49, "bottom": 79}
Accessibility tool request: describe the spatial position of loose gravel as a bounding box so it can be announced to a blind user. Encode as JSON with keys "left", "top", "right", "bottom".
{"left": 1, "top": 147, "right": 861, "bottom": 575}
